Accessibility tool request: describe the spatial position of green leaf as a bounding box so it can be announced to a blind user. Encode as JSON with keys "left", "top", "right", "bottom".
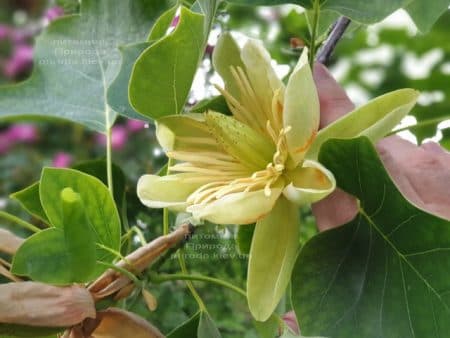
{"left": 226, "top": 0, "right": 408, "bottom": 24}
{"left": 167, "top": 312, "right": 200, "bottom": 338}
{"left": 0, "top": 0, "right": 167, "bottom": 132}
{"left": 12, "top": 187, "right": 97, "bottom": 284}
{"left": 72, "top": 159, "right": 126, "bottom": 217}
{"left": 39, "top": 168, "right": 121, "bottom": 271}
{"left": 236, "top": 224, "right": 255, "bottom": 255}
{"left": 148, "top": 6, "right": 178, "bottom": 41}
{"left": 107, "top": 42, "right": 152, "bottom": 120}
{"left": 291, "top": 137, "right": 450, "bottom": 338}
{"left": 129, "top": 7, "right": 205, "bottom": 119}
{"left": 190, "top": 95, "right": 232, "bottom": 115}
{"left": 247, "top": 197, "right": 300, "bottom": 321}
{"left": 10, "top": 182, "right": 49, "bottom": 224}
{"left": 306, "top": 88, "right": 419, "bottom": 160}
{"left": 405, "top": 0, "right": 450, "bottom": 33}
{"left": 10, "top": 229, "right": 73, "bottom": 284}
{"left": 0, "top": 324, "right": 61, "bottom": 338}
{"left": 254, "top": 314, "right": 280, "bottom": 338}
{"left": 198, "top": 312, "right": 222, "bottom": 338}
{"left": 60, "top": 187, "right": 97, "bottom": 281}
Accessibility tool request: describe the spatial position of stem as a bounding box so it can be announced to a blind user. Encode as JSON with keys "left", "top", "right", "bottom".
{"left": 309, "top": 0, "right": 320, "bottom": 69}
{"left": 316, "top": 16, "right": 351, "bottom": 64}
{"left": 105, "top": 125, "right": 114, "bottom": 196}
{"left": 387, "top": 115, "right": 450, "bottom": 136}
{"left": 163, "top": 158, "right": 173, "bottom": 236}
{"left": 0, "top": 211, "right": 40, "bottom": 233}
{"left": 178, "top": 248, "right": 207, "bottom": 311}
{"left": 152, "top": 273, "right": 247, "bottom": 298}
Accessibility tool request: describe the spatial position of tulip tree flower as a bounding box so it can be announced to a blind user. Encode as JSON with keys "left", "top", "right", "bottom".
{"left": 137, "top": 33, "right": 419, "bottom": 321}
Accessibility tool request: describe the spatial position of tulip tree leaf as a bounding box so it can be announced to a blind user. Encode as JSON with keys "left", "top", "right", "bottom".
{"left": 0, "top": 324, "right": 62, "bottom": 338}
{"left": 167, "top": 312, "right": 201, "bottom": 338}
{"left": 10, "top": 182, "right": 49, "bottom": 224}
{"left": 227, "top": 0, "right": 448, "bottom": 30}
{"left": 291, "top": 137, "right": 450, "bottom": 338}
{"left": 247, "top": 197, "right": 300, "bottom": 321}
{"left": 12, "top": 188, "right": 97, "bottom": 284}
{"left": 306, "top": 89, "right": 419, "bottom": 160}
{"left": 405, "top": 0, "right": 450, "bottom": 33}
{"left": 72, "top": 159, "right": 127, "bottom": 217}
{"left": 39, "top": 168, "right": 121, "bottom": 272}
{"left": 148, "top": 6, "right": 178, "bottom": 41}
{"left": 129, "top": 7, "right": 205, "bottom": 119}
{"left": 107, "top": 42, "right": 152, "bottom": 121}
{"left": 236, "top": 224, "right": 255, "bottom": 255}
{"left": 254, "top": 315, "right": 280, "bottom": 338}
{"left": 198, "top": 312, "right": 222, "bottom": 338}
{"left": 0, "top": 0, "right": 167, "bottom": 132}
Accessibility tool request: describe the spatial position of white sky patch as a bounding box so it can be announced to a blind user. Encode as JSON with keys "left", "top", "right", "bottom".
{"left": 345, "top": 83, "right": 370, "bottom": 106}
{"left": 417, "top": 91, "right": 445, "bottom": 106}
{"left": 441, "top": 62, "right": 450, "bottom": 75}
{"left": 401, "top": 49, "right": 444, "bottom": 79}
{"left": 267, "top": 23, "right": 280, "bottom": 42}
{"left": 355, "top": 45, "right": 395, "bottom": 66}
{"left": 438, "top": 120, "right": 450, "bottom": 129}
{"left": 369, "top": 9, "right": 418, "bottom": 36}
{"left": 329, "top": 59, "right": 351, "bottom": 82}
{"left": 397, "top": 130, "right": 418, "bottom": 144}
{"left": 359, "top": 68, "right": 385, "bottom": 87}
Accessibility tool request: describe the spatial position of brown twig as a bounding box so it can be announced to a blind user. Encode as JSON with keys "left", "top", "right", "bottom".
{"left": 88, "top": 223, "right": 194, "bottom": 301}
{"left": 316, "top": 16, "right": 351, "bottom": 65}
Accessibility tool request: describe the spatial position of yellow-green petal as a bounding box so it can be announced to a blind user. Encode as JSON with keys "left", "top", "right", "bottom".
{"left": 205, "top": 111, "right": 275, "bottom": 170}
{"left": 241, "top": 39, "right": 284, "bottom": 112}
{"left": 283, "top": 47, "right": 320, "bottom": 167}
{"left": 137, "top": 174, "right": 208, "bottom": 211}
{"left": 247, "top": 196, "right": 300, "bottom": 321}
{"left": 156, "top": 114, "right": 219, "bottom": 152}
{"left": 187, "top": 180, "right": 284, "bottom": 225}
{"left": 306, "top": 88, "right": 420, "bottom": 160}
{"left": 212, "top": 32, "right": 246, "bottom": 99}
{"left": 283, "top": 160, "right": 336, "bottom": 205}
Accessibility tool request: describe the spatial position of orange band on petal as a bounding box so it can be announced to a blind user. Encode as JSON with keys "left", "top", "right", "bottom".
{"left": 293, "top": 130, "right": 317, "bottom": 154}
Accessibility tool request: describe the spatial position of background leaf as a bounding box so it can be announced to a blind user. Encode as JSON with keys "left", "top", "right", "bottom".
{"left": 405, "top": 0, "right": 450, "bottom": 33}
{"left": 10, "top": 182, "right": 49, "bottom": 224}
{"left": 0, "top": 0, "right": 167, "bottom": 132}
{"left": 167, "top": 312, "right": 200, "bottom": 338}
{"left": 291, "top": 137, "right": 450, "bottom": 338}
{"left": 198, "top": 311, "right": 222, "bottom": 338}
{"left": 226, "top": 0, "right": 449, "bottom": 31}
{"left": 107, "top": 42, "right": 152, "bottom": 121}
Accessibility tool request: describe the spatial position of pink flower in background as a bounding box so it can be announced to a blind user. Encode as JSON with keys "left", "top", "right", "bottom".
{"left": 44, "top": 6, "right": 64, "bottom": 22}
{"left": 126, "top": 119, "right": 146, "bottom": 132}
{"left": 4, "top": 45, "right": 33, "bottom": 78}
{"left": 0, "top": 132, "right": 13, "bottom": 154}
{"left": 52, "top": 152, "right": 73, "bottom": 168}
{"left": 6, "top": 124, "right": 38, "bottom": 143}
{"left": 0, "top": 25, "right": 11, "bottom": 40}
{"left": 170, "top": 15, "right": 180, "bottom": 28}
{"left": 96, "top": 126, "right": 128, "bottom": 151}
